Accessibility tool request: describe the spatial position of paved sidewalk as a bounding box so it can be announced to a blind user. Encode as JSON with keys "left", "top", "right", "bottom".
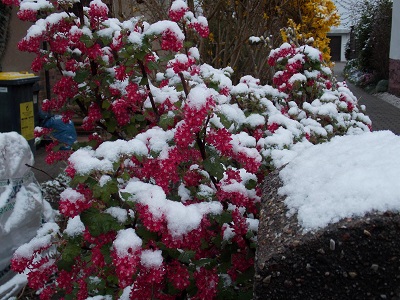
{"left": 32, "top": 137, "right": 87, "bottom": 183}
{"left": 333, "top": 62, "right": 400, "bottom": 134}
{"left": 31, "top": 146, "right": 66, "bottom": 183}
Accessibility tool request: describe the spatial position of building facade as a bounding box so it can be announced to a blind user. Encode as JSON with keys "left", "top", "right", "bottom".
{"left": 328, "top": 28, "right": 351, "bottom": 62}
{"left": 389, "top": 0, "right": 400, "bottom": 96}
{"left": 0, "top": 7, "right": 35, "bottom": 72}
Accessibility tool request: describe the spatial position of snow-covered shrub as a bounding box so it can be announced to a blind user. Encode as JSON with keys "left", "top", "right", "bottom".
{"left": 3, "top": 0, "right": 372, "bottom": 299}
{"left": 344, "top": 59, "right": 377, "bottom": 87}
{"left": 254, "top": 42, "right": 371, "bottom": 168}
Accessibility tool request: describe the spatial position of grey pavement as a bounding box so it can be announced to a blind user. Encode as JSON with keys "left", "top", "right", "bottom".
{"left": 31, "top": 146, "right": 66, "bottom": 183}
{"left": 333, "top": 62, "right": 400, "bottom": 134}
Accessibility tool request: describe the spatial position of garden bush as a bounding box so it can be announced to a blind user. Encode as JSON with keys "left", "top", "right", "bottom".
{"left": 3, "top": 0, "right": 371, "bottom": 299}
{"left": 345, "top": 0, "right": 392, "bottom": 85}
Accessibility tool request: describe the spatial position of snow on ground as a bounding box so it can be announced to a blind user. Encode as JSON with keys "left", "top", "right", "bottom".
{"left": 278, "top": 131, "right": 400, "bottom": 232}
{"left": 374, "top": 92, "right": 400, "bottom": 109}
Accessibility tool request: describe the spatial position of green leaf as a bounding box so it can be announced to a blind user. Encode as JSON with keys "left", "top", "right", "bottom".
{"left": 126, "top": 56, "right": 137, "bottom": 66}
{"left": 245, "top": 230, "right": 254, "bottom": 239}
{"left": 87, "top": 277, "right": 106, "bottom": 293}
{"left": 166, "top": 281, "right": 181, "bottom": 297}
{"left": 58, "top": 243, "right": 81, "bottom": 271}
{"left": 107, "top": 118, "right": 117, "bottom": 133}
{"left": 139, "top": 76, "right": 148, "bottom": 86}
{"left": 120, "top": 171, "right": 131, "bottom": 182}
{"left": 218, "top": 261, "right": 231, "bottom": 273}
{"left": 178, "top": 250, "right": 195, "bottom": 264}
{"left": 176, "top": 83, "right": 184, "bottom": 92}
{"left": 119, "top": 192, "right": 131, "bottom": 202}
{"left": 149, "top": 149, "right": 161, "bottom": 158}
{"left": 135, "top": 224, "right": 159, "bottom": 241}
{"left": 92, "top": 180, "right": 118, "bottom": 202}
{"left": 208, "top": 81, "right": 219, "bottom": 91}
{"left": 213, "top": 210, "right": 232, "bottom": 225}
{"left": 203, "top": 157, "right": 224, "bottom": 180}
{"left": 183, "top": 41, "right": 194, "bottom": 48}
{"left": 102, "top": 110, "right": 111, "bottom": 118}
{"left": 135, "top": 50, "right": 147, "bottom": 61}
{"left": 146, "top": 61, "right": 158, "bottom": 71}
{"left": 159, "top": 113, "right": 175, "bottom": 130}
{"left": 158, "top": 53, "right": 175, "bottom": 62}
{"left": 211, "top": 234, "right": 223, "bottom": 248}
{"left": 101, "top": 244, "right": 113, "bottom": 264}
{"left": 87, "top": 139, "right": 99, "bottom": 148}
{"left": 237, "top": 290, "right": 254, "bottom": 300}
{"left": 218, "top": 113, "right": 234, "bottom": 129}
{"left": 175, "top": 99, "right": 183, "bottom": 109}
{"left": 106, "top": 274, "right": 119, "bottom": 286}
{"left": 80, "top": 34, "right": 94, "bottom": 47}
{"left": 194, "top": 258, "right": 214, "bottom": 267}
{"left": 80, "top": 208, "right": 123, "bottom": 237}
{"left": 217, "top": 285, "right": 236, "bottom": 300}
{"left": 235, "top": 267, "right": 255, "bottom": 285}
{"left": 57, "top": 258, "right": 73, "bottom": 272}
{"left": 44, "top": 62, "right": 57, "bottom": 71}
{"left": 64, "top": 294, "right": 75, "bottom": 300}
{"left": 135, "top": 114, "right": 146, "bottom": 122}
{"left": 125, "top": 123, "right": 138, "bottom": 137}
{"left": 102, "top": 100, "right": 111, "bottom": 110}
{"left": 100, "top": 36, "right": 112, "bottom": 46}
{"left": 118, "top": 48, "right": 130, "bottom": 58}
{"left": 245, "top": 179, "right": 257, "bottom": 190}
{"left": 70, "top": 174, "right": 89, "bottom": 186}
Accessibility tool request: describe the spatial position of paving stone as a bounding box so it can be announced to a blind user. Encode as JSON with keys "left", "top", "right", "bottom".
{"left": 334, "top": 62, "right": 400, "bottom": 135}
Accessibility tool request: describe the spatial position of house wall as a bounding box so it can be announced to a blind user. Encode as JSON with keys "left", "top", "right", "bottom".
{"left": 1, "top": 7, "right": 35, "bottom": 73}
{"left": 389, "top": 0, "right": 400, "bottom": 96}
{"left": 340, "top": 33, "right": 350, "bottom": 62}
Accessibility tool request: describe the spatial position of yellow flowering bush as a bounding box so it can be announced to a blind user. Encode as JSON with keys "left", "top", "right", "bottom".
{"left": 280, "top": 0, "right": 340, "bottom": 63}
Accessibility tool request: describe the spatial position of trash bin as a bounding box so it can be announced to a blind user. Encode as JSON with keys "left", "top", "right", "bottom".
{"left": 0, "top": 72, "right": 40, "bottom": 152}
{"left": 33, "top": 82, "right": 40, "bottom": 127}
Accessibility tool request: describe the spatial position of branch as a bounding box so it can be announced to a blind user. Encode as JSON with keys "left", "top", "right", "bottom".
{"left": 178, "top": 72, "right": 190, "bottom": 97}
{"left": 25, "top": 164, "right": 68, "bottom": 188}
{"left": 195, "top": 134, "right": 218, "bottom": 187}
{"left": 138, "top": 60, "right": 159, "bottom": 119}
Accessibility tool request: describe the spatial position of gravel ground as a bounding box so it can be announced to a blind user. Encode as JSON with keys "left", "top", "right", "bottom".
{"left": 374, "top": 92, "right": 400, "bottom": 109}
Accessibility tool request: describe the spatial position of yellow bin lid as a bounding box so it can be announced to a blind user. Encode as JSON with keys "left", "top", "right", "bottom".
{"left": 0, "top": 72, "right": 36, "bottom": 80}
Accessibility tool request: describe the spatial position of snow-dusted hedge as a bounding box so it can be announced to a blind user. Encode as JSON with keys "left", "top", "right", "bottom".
{"left": 3, "top": 0, "right": 371, "bottom": 298}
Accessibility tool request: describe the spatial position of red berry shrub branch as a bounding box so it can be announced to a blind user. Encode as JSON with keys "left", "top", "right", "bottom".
{"left": 3, "top": 0, "right": 372, "bottom": 298}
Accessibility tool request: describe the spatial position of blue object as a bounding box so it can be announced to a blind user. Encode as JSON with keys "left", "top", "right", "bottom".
{"left": 38, "top": 110, "right": 77, "bottom": 150}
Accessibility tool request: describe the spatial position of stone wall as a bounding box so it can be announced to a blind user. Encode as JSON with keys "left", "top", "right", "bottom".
{"left": 389, "top": 0, "right": 400, "bottom": 97}
{"left": 389, "top": 59, "right": 400, "bottom": 97}
{"left": 254, "top": 170, "right": 400, "bottom": 299}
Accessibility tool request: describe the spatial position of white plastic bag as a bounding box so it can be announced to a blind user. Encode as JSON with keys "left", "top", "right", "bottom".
{"left": 0, "top": 132, "right": 44, "bottom": 299}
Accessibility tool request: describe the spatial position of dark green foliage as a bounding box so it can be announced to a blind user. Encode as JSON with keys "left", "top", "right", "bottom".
{"left": 350, "top": 0, "right": 392, "bottom": 81}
